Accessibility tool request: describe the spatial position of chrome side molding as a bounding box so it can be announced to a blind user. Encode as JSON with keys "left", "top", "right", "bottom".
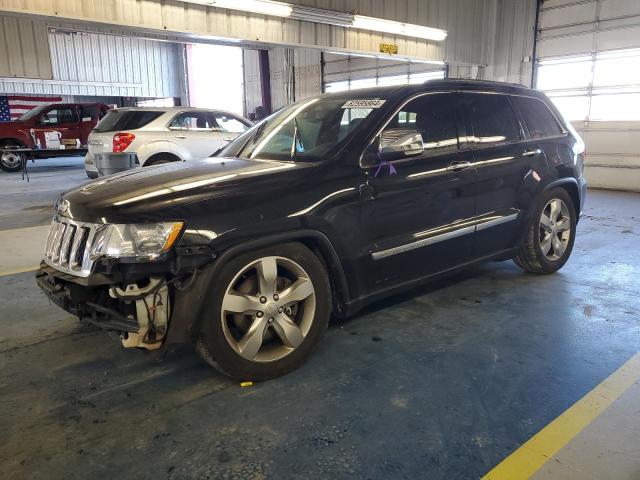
{"left": 372, "top": 212, "right": 519, "bottom": 260}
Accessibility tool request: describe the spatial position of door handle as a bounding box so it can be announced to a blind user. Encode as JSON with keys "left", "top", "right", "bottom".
{"left": 522, "top": 148, "right": 542, "bottom": 157}
{"left": 175, "top": 135, "right": 187, "bottom": 139}
{"left": 446, "top": 161, "right": 473, "bottom": 172}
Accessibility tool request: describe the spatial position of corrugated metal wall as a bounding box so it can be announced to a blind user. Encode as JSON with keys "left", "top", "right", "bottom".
{"left": 294, "top": 48, "right": 322, "bottom": 102}
{"left": 243, "top": 49, "right": 263, "bottom": 116}
{"left": 48, "top": 29, "right": 181, "bottom": 97}
{"left": 0, "top": 16, "right": 184, "bottom": 98}
{"left": 0, "top": 16, "right": 52, "bottom": 78}
{"left": 0, "top": 0, "right": 488, "bottom": 64}
{"left": 490, "top": 0, "right": 537, "bottom": 85}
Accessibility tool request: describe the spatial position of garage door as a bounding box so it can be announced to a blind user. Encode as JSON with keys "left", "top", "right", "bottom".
{"left": 535, "top": 0, "right": 640, "bottom": 191}
{"left": 323, "top": 53, "right": 445, "bottom": 93}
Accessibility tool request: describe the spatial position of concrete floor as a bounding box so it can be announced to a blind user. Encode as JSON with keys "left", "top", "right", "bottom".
{"left": 0, "top": 159, "right": 639, "bottom": 479}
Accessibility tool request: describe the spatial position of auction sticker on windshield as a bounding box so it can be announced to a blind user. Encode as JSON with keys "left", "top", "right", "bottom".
{"left": 342, "top": 99, "right": 386, "bottom": 109}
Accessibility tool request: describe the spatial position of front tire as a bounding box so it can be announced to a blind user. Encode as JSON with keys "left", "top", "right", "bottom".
{"left": 196, "top": 242, "right": 331, "bottom": 381}
{"left": 514, "top": 187, "right": 577, "bottom": 274}
{"left": 0, "top": 150, "right": 23, "bottom": 172}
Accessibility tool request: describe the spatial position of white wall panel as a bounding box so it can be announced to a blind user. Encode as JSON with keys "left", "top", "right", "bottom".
{"left": 0, "top": 17, "right": 183, "bottom": 98}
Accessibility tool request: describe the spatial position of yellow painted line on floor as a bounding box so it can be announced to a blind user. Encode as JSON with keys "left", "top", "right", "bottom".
{"left": 483, "top": 352, "right": 640, "bottom": 480}
{"left": 0, "top": 265, "right": 39, "bottom": 277}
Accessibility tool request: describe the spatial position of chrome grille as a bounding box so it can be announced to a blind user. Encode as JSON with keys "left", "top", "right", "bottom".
{"left": 44, "top": 216, "right": 97, "bottom": 277}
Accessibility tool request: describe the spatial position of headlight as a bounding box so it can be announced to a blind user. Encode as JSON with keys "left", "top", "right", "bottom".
{"left": 90, "top": 222, "right": 184, "bottom": 261}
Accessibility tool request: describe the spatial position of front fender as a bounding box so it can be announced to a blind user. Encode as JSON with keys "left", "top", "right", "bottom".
{"left": 164, "top": 229, "right": 351, "bottom": 349}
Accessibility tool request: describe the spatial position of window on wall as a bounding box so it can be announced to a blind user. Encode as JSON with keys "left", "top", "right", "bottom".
{"left": 536, "top": 48, "right": 640, "bottom": 121}
{"left": 325, "top": 70, "right": 445, "bottom": 93}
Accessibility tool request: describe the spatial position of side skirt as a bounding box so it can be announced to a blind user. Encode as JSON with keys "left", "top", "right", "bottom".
{"left": 342, "top": 247, "right": 519, "bottom": 317}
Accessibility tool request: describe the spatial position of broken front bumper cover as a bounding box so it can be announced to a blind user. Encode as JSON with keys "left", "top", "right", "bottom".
{"left": 36, "top": 262, "right": 170, "bottom": 350}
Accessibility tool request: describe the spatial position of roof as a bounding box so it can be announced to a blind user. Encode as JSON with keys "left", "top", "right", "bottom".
{"left": 110, "top": 106, "right": 244, "bottom": 116}
{"left": 320, "top": 78, "right": 540, "bottom": 101}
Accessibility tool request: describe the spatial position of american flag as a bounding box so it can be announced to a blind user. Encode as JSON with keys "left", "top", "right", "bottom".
{"left": 0, "top": 95, "right": 63, "bottom": 122}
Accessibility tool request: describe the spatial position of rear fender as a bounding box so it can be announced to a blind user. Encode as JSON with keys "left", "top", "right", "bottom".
{"left": 136, "top": 139, "right": 187, "bottom": 165}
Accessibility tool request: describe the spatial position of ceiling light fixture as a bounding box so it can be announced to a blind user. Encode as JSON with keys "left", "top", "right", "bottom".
{"left": 352, "top": 16, "right": 447, "bottom": 42}
{"left": 211, "top": 0, "right": 292, "bottom": 17}
{"left": 182, "top": 0, "right": 447, "bottom": 42}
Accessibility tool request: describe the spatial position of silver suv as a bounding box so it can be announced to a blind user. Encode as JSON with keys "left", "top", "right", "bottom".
{"left": 84, "top": 107, "right": 251, "bottom": 178}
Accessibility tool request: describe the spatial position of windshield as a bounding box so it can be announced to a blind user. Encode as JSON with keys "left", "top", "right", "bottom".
{"left": 220, "top": 96, "right": 385, "bottom": 161}
{"left": 17, "top": 105, "right": 49, "bottom": 121}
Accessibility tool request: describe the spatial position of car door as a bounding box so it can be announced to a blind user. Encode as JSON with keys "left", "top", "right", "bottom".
{"left": 210, "top": 112, "right": 251, "bottom": 154}
{"left": 167, "top": 112, "right": 218, "bottom": 160}
{"left": 358, "top": 92, "right": 477, "bottom": 294}
{"left": 460, "top": 92, "right": 546, "bottom": 258}
{"left": 35, "top": 106, "right": 81, "bottom": 149}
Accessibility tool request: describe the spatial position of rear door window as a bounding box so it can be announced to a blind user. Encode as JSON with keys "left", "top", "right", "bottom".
{"left": 94, "top": 110, "right": 164, "bottom": 133}
{"left": 211, "top": 113, "right": 250, "bottom": 133}
{"left": 80, "top": 105, "right": 98, "bottom": 122}
{"left": 385, "top": 93, "right": 459, "bottom": 156}
{"left": 463, "top": 93, "right": 521, "bottom": 146}
{"left": 168, "top": 112, "right": 214, "bottom": 130}
{"left": 511, "top": 96, "right": 564, "bottom": 139}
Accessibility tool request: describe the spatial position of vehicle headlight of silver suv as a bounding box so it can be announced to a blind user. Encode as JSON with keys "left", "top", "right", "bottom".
{"left": 90, "top": 222, "right": 184, "bottom": 261}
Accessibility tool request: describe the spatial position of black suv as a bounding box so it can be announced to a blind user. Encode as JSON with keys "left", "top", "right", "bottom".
{"left": 37, "top": 80, "right": 586, "bottom": 380}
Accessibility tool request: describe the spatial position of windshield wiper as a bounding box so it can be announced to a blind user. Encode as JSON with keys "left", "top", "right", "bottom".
{"left": 290, "top": 117, "right": 304, "bottom": 162}
{"left": 234, "top": 121, "right": 267, "bottom": 158}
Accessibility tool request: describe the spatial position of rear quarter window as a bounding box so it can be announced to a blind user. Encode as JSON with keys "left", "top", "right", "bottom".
{"left": 94, "top": 110, "right": 164, "bottom": 133}
{"left": 511, "top": 96, "right": 564, "bottom": 139}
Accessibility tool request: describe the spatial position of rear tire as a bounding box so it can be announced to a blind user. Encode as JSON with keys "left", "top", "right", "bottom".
{"left": 514, "top": 187, "right": 577, "bottom": 274}
{"left": 195, "top": 242, "right": 331, "bottom": 381}
{"left": 145, "top": 156, "right": 175, "bottom": 166}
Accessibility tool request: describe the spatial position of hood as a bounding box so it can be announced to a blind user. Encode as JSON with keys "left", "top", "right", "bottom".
{"left": 61, "top": 157, "right": 308, "bottom": 223}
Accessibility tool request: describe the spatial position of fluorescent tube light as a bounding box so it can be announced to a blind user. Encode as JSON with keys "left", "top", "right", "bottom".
{"left": 182, "top": 0, "right": 447, "bottom": 42}
{"left": 352, "top": 15, "right": 447, "bottom": 41}
{"left": 212, "top": 0, "right": 292, "bottom": 17}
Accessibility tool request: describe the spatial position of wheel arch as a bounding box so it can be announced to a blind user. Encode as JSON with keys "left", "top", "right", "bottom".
{"left": 144, "top": 151, "right": 182, "bottom": 166}
{"left": 164, "top": 229, "right": 351, "bottom": 350}
{"left": 543, "top": 178, "right": 581, "bottom": 223}
{"left": 0, "top": 137, "right": 27, "bottom": 147}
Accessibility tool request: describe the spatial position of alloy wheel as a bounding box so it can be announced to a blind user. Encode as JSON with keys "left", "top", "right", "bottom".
{"left": 220, "top": 256, "right": 316, "bottom": 362}
{"left": 539, "top": 198, "right": 571, "bottom": 261}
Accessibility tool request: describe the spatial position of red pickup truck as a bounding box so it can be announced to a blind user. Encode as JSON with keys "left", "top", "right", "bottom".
{"left": 0, "top": 102, "right": 110, "bottom": 172}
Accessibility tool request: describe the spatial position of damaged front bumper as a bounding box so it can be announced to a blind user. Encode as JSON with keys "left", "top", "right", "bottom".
{"left": 36, "top": 262, "right": 170, "bottom": 350}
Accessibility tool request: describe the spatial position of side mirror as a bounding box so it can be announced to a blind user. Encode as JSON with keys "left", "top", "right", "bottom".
{"left": 379, "top": 129, "right": 424, "bottom": 162}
